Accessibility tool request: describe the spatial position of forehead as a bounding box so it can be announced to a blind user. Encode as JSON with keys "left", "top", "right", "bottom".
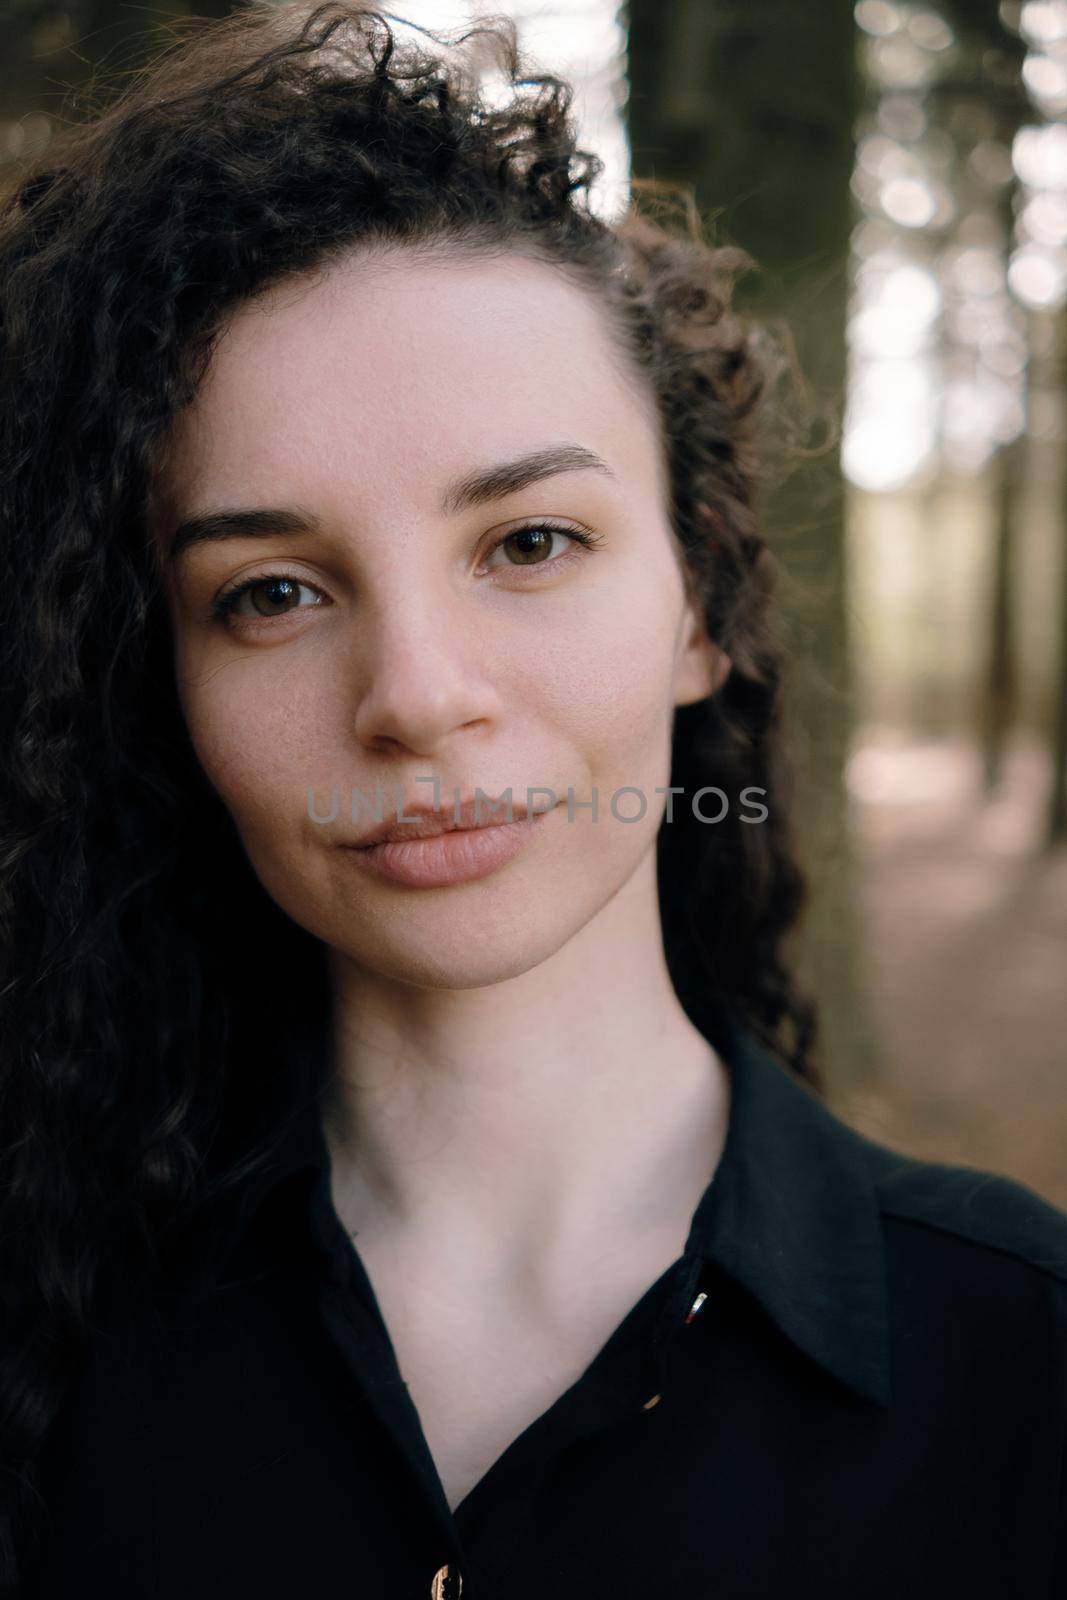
{"left": 162, "top": 246, "right": 661, "bottom": 515}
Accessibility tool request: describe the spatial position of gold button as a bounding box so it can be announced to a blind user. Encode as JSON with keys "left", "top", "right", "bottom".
{"left": 642, "top": 1391, "right": 662, "bottom": 1409}
{"left": 431, "top": 1563, "right": 463, "bottom": 1598}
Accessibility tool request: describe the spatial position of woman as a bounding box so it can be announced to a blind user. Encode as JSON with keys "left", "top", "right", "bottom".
{"left": 1, "top": 5, "right": 1064, "bottom": 1596}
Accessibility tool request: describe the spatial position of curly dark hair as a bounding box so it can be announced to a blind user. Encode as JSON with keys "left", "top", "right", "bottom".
{"left": 0, "top": 2, "right": 819, "bottom": 1588}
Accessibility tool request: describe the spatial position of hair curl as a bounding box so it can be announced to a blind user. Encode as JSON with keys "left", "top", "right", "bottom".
{"left": 0, "top": 3, "right": 818, "bottom": 1588}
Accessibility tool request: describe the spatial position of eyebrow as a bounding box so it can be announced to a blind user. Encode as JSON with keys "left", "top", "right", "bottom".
{"left": 166, "top": 443, "right": 616, "bottom": 566}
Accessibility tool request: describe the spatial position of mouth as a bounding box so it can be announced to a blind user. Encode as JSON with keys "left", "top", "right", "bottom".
{"left": 340, "top": 804, "right": 550, "bottom": 889}
{"left": 346, "top": 794, "right": 535, "bottom": 850}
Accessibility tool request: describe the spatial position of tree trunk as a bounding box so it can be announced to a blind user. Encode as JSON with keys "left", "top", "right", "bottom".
{"left": 625, "top": 0, "right": 876, "bottom": 1093}
{"left": 1047, "top": 303, "right": 1067, "bottom": 848}
{"left": 982, "top": 438, "right": 1021, "bottom": 793}
{"left": 1, "top": 0, "right": 236, "bottom": 130}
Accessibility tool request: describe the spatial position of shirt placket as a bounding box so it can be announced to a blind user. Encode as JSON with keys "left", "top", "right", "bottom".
{"left": 316, "top": 1277, "right": 469, "bottom": 1589}
{"left": 306, "top": 1166, "right": 469, "bottom": 1593}
{"left": 462, "top": 1250, "right": 713, "bottom": 1597}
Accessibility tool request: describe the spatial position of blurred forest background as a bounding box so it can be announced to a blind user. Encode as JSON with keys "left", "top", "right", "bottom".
{"left": 2, "top": 0, "right": 1065, "bottom": 1206}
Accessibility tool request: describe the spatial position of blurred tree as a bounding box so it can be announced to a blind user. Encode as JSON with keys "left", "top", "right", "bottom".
{"left": 982, "top": 434, "right": 1021, "bottom": 791}
{"left": 927, "top": 1, "right": 1029, "bottom": 793}
{"left": 0, "top": 0, "right": 237, "bottom": 145}
{"left": 927, "top": 3, "right": 1067, "bottom": 841}
{"left": 624, "top": 0, "right": 876, "bottom": 1092}
{"left": 1048, "top": 301, "right": 1067, "bottom": 848}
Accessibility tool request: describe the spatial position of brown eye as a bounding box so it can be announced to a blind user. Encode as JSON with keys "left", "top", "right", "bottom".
{"left": 245, "top": 577, "right": 302, "bottom": 616}
{"left": 504, "top": 527, "right": 558, "bottom": 565}
{"left": 211, "top": 574, "right": 326, "bottom": 627}
{"left": 484, "top": 522, "right": 595, "bottom": 573}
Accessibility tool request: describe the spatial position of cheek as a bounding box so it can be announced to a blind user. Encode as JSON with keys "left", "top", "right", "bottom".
{"left": 547, "top": 574, "right": 683, "bottom": 791}
{"left": 176, "top": 653, "right": 336, "bottom": 852}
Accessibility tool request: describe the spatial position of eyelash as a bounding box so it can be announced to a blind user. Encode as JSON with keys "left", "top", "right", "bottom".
{"left": 209, "top": 522, "right": 604, "bottom": 630}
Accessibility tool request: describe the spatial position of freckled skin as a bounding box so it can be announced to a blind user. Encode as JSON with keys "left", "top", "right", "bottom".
{"left": 157, "top": 246, "right": 728, "bottom": 994}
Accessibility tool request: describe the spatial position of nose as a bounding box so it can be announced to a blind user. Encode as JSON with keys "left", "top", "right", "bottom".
{"left": 351, "top": 584, "right": 503, "bottom": 758}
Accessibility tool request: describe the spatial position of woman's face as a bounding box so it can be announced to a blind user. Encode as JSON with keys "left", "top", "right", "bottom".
{"left": 156, "top": 247, "right": 725, "bottom": 988}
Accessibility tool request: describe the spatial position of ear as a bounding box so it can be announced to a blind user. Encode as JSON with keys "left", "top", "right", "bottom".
{"left": 673, "top": 588, "right": 732, "bottom": 708}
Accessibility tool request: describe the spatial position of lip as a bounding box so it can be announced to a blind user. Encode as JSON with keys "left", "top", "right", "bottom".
{"left": 342, "top": 811, "right": 548, "bottom": 888}
{"left": 349, "top": 794, "right": 534, "bottom": 849}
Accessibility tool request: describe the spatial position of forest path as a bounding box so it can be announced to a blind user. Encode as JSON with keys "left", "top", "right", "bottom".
{"left": 833, "top": 736, "right": 1067, "bottom": 1213}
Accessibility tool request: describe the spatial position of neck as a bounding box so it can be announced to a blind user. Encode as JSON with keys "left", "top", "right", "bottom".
{"left": 321, "top": 852, "right": 732, "bottom": 1289}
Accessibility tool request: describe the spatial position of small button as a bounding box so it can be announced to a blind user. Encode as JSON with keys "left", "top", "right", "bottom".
{"left": 431, "top": 1563, "right": 463, "bottom": 1598}
{"left": 684, "top": 1290, "right": 707, "bottom": 1324}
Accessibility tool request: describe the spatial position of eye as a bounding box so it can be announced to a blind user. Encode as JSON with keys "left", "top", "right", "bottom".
{"left": 211, "top": 573, "right": 326, "bottom": 627}
{"left": 483, "top": 521, "right": 602, "bottom": 572}
{"left": 208, "top": 521, "right": 604, "bottom": 633}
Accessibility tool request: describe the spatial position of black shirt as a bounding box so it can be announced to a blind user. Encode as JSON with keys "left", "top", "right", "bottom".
{"left": 31, "top": 1008, "right": 1067, "bottom": 1599}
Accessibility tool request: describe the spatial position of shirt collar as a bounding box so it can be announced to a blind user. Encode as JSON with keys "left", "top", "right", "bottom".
{"left": 202, "top": 1005, "right": 892, "bottom": 1411}
{"left": 686, "top": 1007, "right": 892, "bottom": 1410}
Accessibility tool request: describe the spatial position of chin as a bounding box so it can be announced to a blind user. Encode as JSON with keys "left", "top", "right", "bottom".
{"left": 326, "top": 907, "right": 571, "bottom": 992}
{"left": 251, "top": 845, "right": 609, "bottom": 991}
